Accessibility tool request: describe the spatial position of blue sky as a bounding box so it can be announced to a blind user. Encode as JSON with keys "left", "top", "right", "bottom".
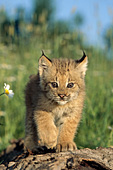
{"left": 0, "top": 0, "right": 113, "bottom": 46}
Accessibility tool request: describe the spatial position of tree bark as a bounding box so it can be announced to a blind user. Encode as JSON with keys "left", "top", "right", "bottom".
{"left": 0, "top": 139, "right": 113, "bottom": 170}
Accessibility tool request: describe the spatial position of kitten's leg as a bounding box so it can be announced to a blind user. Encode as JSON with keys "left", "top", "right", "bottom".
{"left": 24, "top": 92, "right": 38, "bottom": 151}
{"left": 56, "top": 117, "right": 80, "bottom": 152}
{"left": 34, "top": 111, "right": 58, "bottom": 149}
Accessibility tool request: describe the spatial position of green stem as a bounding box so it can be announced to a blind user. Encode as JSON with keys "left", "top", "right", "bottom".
{"left": 0, "top": 92, "right": 5, "bottom": 96}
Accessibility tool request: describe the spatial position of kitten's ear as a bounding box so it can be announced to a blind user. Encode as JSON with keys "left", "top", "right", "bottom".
{"left": 76, "top": 51, "right": 88, "bottom": 78}
{"left": 38, "top": 51, "right": 52, "bottom": 76}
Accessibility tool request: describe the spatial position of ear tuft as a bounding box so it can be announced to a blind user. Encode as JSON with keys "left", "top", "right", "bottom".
{"left": 41, "top": 50, "right": 45, "bottom": 56}
{"left": 76, "top": 51, "right": 87, "bottom": 63}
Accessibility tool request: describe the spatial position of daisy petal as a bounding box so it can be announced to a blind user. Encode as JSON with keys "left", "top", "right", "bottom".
{"left": 3, "top": 83, "right": 14, "bottom": 98}
{"left": 8, "top": 93, "right": 14, "bottom": 98}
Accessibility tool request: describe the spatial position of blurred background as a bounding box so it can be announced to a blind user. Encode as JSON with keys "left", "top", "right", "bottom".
{"left": 0, "top": 0, "right": 113, "bottom": 151}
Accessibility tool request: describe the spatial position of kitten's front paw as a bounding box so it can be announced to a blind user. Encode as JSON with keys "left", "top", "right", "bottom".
{"left": 39, "top": 128, "right": 58, "bottom": 149}
{"left": 56, "top": 141, "right": 77, "bottom": 152}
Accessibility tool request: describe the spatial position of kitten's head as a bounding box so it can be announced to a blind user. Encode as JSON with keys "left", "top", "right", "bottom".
{"left": 38, "top": 51, "right": 88, "bottom": 105}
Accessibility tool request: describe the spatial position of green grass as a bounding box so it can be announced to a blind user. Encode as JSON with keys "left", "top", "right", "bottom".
{"left": 0, "top": 30, "right": 113, "bottom": 152}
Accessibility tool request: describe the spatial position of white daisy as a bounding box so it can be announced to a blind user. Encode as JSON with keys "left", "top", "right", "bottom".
{"left": 4, "top": 83, "right": 14, "bottom": 98}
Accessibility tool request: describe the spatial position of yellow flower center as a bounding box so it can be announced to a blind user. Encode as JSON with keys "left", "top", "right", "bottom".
{"left": 5, "top": 89, "right": 9, "bottom": 94}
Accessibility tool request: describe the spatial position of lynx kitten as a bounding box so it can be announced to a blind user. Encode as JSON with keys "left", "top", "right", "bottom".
{"left": 25, "top": 51, "right": 88, "bottom": 152}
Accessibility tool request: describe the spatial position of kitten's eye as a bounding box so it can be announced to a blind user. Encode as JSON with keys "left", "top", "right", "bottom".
{"left": 51, "top": 82, "right": 58, "bottom": 88}
{"left": 67, "top": 83, "right": 74, "bottom": 88}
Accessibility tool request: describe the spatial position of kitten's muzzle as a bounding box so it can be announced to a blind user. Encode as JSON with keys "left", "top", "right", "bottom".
{"left": 58, "top": 94, "right": 70, "bottom": 101}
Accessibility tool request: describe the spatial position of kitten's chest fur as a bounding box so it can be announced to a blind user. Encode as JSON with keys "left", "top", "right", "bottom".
{"left": 51, "top": 99, "right": 81, "bottom": 127}
{"left": 52, "top": 105, "right": 69, "bottom": 127}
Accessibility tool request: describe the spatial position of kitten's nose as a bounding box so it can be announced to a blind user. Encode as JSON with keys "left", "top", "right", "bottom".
{"left": 58, "top": 94, "right": 65, "bottom": 99}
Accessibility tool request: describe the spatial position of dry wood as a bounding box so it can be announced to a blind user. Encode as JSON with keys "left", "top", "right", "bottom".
{"left": 0, "top": 139, "right": 113, "bottom": 170}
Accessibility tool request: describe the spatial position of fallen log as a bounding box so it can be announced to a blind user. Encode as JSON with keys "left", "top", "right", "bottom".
{"left": 0, "top": 139, "right": 113, "bottom": 170}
